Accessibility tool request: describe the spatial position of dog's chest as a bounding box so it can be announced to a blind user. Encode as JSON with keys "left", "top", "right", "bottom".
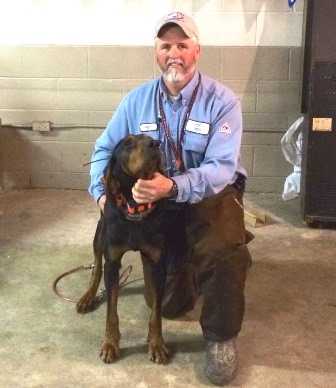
{"left": 107, "top": 217, "right": 164, "bottom": 253}
{"left": 125, "top": 223, "right": 149, "bottom": 250}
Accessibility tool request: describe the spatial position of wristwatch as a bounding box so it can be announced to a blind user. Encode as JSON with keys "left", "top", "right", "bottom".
{"left": 168, "top": 178, "right": 178, "bottom": 199}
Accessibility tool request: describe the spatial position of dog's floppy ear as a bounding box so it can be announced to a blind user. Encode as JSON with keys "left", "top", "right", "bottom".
{"left": 104, "top": 155, "right": 120, "bottom": 196}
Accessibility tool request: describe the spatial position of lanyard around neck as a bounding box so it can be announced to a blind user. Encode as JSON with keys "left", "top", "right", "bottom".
{"left": 158, "top": 74, "right": 201, "bottom": 172}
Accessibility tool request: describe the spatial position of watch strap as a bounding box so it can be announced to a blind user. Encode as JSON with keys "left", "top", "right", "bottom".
{"left": 168, "top": 178, "right": 178, "bottom": 199}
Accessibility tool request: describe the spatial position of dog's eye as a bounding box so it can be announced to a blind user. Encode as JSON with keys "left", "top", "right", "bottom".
{"left": 124, "top": 137, "right": 135, "bottom": 148}
{"left": 150, "top": 140, "right": 161, "bottom": 148}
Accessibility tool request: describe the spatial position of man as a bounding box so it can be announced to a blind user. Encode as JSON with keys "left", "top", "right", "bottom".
{"left": 89, "top": 11, "right": 252, "bottom": 386}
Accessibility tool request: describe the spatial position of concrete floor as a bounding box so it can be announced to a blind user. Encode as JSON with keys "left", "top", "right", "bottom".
{"left": 0, "top": 189, "right": 336, "bottom": 388}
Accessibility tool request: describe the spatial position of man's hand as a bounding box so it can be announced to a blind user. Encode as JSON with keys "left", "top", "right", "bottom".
{"left": 97, "top": 194, "right": 106, "bottom": 212}
{"left": 132, "top": 172, "right": 174, "bottom": 204}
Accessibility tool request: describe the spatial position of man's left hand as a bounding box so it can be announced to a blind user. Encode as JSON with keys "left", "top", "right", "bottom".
{"left": 132, "top": 172, "right": 174, "bottom": 204}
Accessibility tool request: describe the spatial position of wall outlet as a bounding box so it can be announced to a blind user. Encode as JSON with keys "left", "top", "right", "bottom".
{"left": 32, "top": 121, "right": 51, "bottom": 132}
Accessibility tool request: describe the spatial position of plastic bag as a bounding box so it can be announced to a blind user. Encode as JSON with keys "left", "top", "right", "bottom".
{"left": 281, "top": 116, "right": 304, "bottom": 201}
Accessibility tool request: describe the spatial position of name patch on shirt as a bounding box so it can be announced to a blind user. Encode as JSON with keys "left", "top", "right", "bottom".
{"left": 140, "top": 123, "right": 158, "bottom": 132}
{"left": 185, "top": 120, "right": 210, "bottom": 135}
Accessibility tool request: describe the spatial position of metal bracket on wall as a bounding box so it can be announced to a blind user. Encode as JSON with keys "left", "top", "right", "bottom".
{"left": 32, "top": 121, "right": 51, "bottom": 132}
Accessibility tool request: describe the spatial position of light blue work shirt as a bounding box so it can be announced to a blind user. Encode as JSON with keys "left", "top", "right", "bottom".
{"left": 89, "top": 70, "right": 246, "bottom": 204}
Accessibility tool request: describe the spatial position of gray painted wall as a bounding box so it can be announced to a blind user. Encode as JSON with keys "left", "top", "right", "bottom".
{"left": 0, "top": 44, "right": 302, "bottom": 193}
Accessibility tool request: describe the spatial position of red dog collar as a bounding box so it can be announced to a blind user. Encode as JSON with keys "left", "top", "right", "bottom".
{"left": 126, "top": 202, "right": 156, "bottom": 215}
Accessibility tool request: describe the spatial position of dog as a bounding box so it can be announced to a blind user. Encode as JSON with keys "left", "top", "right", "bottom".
{"left": 76, "top": 134, "right": 182, "bottom": 364}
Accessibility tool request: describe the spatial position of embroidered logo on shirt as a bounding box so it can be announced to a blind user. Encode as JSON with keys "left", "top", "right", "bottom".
{"left": 219, "top": 122, "right": 231, "bottom": 135}
{"left": 186, "top": 120, "right": 210, "bottom": 135}
{"left": 140, "top": 123, "right": 158, "bottom": 132}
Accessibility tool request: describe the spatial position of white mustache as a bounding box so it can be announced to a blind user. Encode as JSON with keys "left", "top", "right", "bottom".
{"left": 167, "top": 59, "right": 184, "bottom": 66}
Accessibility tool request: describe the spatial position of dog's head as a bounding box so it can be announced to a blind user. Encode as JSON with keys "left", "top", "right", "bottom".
{"left": 104, "top": 134, "right": 163, "bottom": 220}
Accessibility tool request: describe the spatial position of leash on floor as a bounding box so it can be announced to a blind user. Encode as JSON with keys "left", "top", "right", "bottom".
{"left": 52, "top": 264, "right": 143, "bottom": 304}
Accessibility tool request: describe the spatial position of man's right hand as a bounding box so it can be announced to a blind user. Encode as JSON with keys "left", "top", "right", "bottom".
{"left": 98, "top": 194, "right": 106, "bottom": 212}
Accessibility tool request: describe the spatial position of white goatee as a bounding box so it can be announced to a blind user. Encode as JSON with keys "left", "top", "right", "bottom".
{"left": 163, "top": 64, "right": 196, "bottom": 84}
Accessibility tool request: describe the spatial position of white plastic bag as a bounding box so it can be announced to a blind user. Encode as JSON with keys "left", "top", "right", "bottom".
{"left": 281, "top": 116, "right": 304, "bottom": 201}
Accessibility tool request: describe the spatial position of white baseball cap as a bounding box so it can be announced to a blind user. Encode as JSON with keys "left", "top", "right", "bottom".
{"left": 155, "top": 11, "right": 199, "bottom": 41}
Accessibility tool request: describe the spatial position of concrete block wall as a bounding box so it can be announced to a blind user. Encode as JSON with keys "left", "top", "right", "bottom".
{"left": 0, "top": 0, "right": 305, "bottom": 193}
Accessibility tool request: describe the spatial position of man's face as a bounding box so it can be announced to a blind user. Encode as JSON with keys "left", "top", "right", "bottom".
{"left": 155, "top": 25, "right": 200, "bottom": 87}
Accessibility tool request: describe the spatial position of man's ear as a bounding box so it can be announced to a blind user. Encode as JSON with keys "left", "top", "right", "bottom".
{"left": 195, "top": 44, "right": 201, "bottom": 61}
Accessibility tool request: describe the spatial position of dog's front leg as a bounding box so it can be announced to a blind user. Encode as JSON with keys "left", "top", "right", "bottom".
{"left": 77, "top": 218, "right": 104, "bottom": 313}
{"left": 100, "top": 255, "right": 121, "bottom": 363}
{"left": 142, "top": 256, "right": 169, "bottom": 364}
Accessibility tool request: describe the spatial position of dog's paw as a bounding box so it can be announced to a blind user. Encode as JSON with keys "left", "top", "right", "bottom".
{"left": 148, "top": 339, "right": 169, "bottom": 364}
{"left": 76, "top": 291, "right": 97, "bottom": 314}
{"left": 100, "top": 340, "right": 120, "bottom": 363}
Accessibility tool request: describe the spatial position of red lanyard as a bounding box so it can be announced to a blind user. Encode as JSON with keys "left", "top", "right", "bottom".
{"left": 158, "top": 74, "right": 201, "bottom": 172}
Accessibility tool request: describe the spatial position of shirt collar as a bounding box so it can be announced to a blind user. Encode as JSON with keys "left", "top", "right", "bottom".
{"left": 159, "top": 70, "right": 200, "bottom": 105}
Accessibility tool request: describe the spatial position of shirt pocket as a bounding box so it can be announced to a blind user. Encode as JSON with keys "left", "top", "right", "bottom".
{"left": 183, "top": 131, "right": 209, "bottom": 155}
{"left": 146, "top": 130, "right": 160, "bottom": 141}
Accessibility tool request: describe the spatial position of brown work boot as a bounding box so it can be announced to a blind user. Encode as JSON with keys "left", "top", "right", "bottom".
{"left": 205, "top": 338, "right": 238, "bottom": 385}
